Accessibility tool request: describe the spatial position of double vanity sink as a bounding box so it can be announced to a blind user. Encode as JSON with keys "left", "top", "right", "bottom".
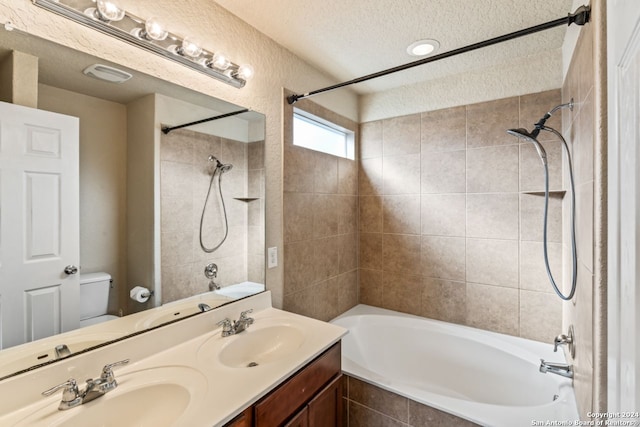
{"left": 0, "top": 292, "right": 347, "bottom": 426}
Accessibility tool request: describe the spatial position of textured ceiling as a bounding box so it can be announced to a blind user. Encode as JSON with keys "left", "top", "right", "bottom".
{"left": 214, "top": 0, "right": 574, "bottom": 94}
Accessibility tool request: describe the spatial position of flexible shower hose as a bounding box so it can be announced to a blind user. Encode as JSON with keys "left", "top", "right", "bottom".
{"left": 199, "top": 166, "right": 230, "bottom": 253}
{"left": 541, "top": 126, "right": 577, "bottom": 301}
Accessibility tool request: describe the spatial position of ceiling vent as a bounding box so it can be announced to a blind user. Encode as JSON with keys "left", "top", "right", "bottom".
{"left": 82, "top": 64, "right": 132, "bottom": 83}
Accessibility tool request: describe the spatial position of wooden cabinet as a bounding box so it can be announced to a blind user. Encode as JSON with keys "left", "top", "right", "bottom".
{"left": 225, "top": 342, "right": 342, "bottom": 427}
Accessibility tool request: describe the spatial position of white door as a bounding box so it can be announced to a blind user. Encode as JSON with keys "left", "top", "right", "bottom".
{"left": 608, "top": 0, "right": 640, "bottom": 414}
{"left": 0, "top": 101, "right": 80, "bottom": 349}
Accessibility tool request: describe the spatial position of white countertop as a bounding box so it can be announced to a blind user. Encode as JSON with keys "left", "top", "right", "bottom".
{"left": 0, "top": 292, "right": 348, "bottom": 426}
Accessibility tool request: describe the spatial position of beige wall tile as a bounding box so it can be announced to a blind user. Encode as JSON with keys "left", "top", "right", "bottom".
{"left": 247, "top": 140, "right": 264, "bottom": 170}
{"left": 283, "top": 287, "right": 316, "bottom": 319}
{"left": 283, "top": 192, "right": 314, "bottom": 243}
{"left": 338, "top": 233, "right": 358, "bottom": 274}
{"left": 421, "top": 150, "right": 466, "bottom": 194}
{"left": 422, "top": 278, "right": 466, "bottom": 325}
{"left": 519, "top": 89, "right": 562, "bottom": 137}
{"left": 348, "top": 401, "right": 408, "bottom": 427}
{"left": 466, "top": 193, "right": 519, "bottom": 240}
{"left": 161, "top": 195, "right": 193, "bottom": 235}
{"left": 161, "top": 160, "right": 194, "bottom": 198}
{"left": 161, "top": 230, "right": 193, "bottom": 267}
{"left": 337, "top": 195, "right": 358, "bottom": 235}
{"left": 349, "top": 377, "right": 409, "bottom": 422}
{"left": 421, "top": 236, "right": 465, "bottom": 281}
{"left": 520, "top": 290, "right": 562, "bottom": 343}
{"left": 338, "top": 270, "right": 358, "bottom": 314}
{"left": 360, "top": 233, "right": 382, "bottom": 270}
{"left": 466, "top": 238, "right": 518, "bottom": 288}
{"left": 160, "top": 130, "right": 195, "bottom": 163}
{"left": 466, "top": 283, "right": 519, "bottom": 335}
{"left": 466, "top": 145, "right": 519, "bottom": 193}
{"left": 283, "top": 144, "right": 315, "bottom": 193}
{"left": 192, "top": 133, "right": 222, "bottom": 169}
{"left": 383, "top": 195, "right": 421, "bottom": 235}
{"left": 382, "top": 271, "right": 423, "bottom": 316}
{"left": 359, "top": 157, "right": 384, "bottom": 195}
{"left": 360, "top": 196, "right": 383, "bottom": 233}
{"left": 283, "top": 240, "right": 315, "bottom": 294}
{"left": 383, "top": 153, "right": 421, "bottom": 194}
{"left": 313, "top": 235, "right": 341, "bottom": 282}
{"left": 360, "top": 121, "right": 383, "bottom": 159}
{"left": 360, "top": 268, "right": 383, "bottom": 306}
{"left": 467, "top": 97, "right": 519, "bottom": 148}
{"left": 576, "top": 181, "right": 594, "bottom": 273}
{"left": 520, "top": 193, "right": 562, "bottom": 243}
{"left": 409, "top": 400, "right": 480, "bottom": 427}
{"left": 383, "top": 234, "right": 421, "bottom": 274}
{"left": 421, "top": 194, "right": 466, "bottom": 237}
{"left": 221, "top": 137, "right": 247, "bottom": 169}
{"left": 421, "top": 106, "right": 466, "bottom": 153}
{"left": 383, "top": 113, "right": 421, "bottom": 156}
{"left": 315, "top": 278, "right": 337, "bottom": 322}
{"left": 520, "top": 241, "right": 563, "bottom": 293}
{"left": 520, "top": 140, "right": 563, "bottom": 192}
{"left": 313, "top": 194, "right": 339, "bottom": 238}
{"left": 338, "top": 157, "right": 358, "bottom": 195}
{"left": 314, "top": 152, "right": 339, "bottom": 194}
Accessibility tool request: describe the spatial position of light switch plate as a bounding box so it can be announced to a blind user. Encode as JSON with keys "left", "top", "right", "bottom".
{"left": 267, "top": 247, "right": 278, "bottom": 268}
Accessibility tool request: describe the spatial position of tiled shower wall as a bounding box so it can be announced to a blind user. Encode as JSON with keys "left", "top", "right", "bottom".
{"left": 359, "top": 90, "right": 565, "bottom": 342}
{"left": 160, "top": 129, "right": 263, "bottom": 303}
{"left": 562, "top": 11, "right": 607, "bottom": 418}
{"left": 282, "top": 95, "right": 359, "bottom": 321}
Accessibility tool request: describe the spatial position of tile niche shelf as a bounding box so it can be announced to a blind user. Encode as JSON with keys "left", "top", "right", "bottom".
{"left": 521, "top": 190, "right": 566, "bottom": 196}
{"left": 233, "top": 197, "right": 260, "bottom": 202}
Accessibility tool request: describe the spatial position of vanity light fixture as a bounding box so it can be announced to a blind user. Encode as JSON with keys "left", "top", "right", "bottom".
{"left": 32, "top": 0, "right": 253, "bottom": 88}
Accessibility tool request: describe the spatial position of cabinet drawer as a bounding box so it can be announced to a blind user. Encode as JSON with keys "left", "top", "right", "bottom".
{"left": 224, "top": 406, "right": 253, "bottom": 427}
{"left": 254, "top": 342, "right": 341, "bottom": 427}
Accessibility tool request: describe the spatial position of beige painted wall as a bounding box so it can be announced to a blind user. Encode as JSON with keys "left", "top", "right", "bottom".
{"left": 0, "top": 0, "right": 360, "bottom": 308}
{"left": 37, "top": 84, "right": 127, "bottom": 316}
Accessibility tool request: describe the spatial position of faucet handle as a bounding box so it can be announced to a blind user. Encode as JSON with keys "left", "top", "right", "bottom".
{"left": 42, "top": 379, "right": 82, "bottom": 408}
{"left": 239, "top": 309, "right": 253, "bottom": 320}
{"left": 100, "top": 359, "right": 129, "bottom": 390}
{"left": 217, "top": 318, "right": 234, "bottom": 336}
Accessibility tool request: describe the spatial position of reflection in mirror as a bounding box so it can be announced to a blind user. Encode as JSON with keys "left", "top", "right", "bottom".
{"left": 0, "top": 28, "right": 265, "bottom": 380}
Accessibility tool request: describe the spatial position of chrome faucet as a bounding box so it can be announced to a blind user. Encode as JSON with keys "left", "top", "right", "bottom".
{"left": 539, "top": 359, "right": 573, "bottom": 379}
{"left": 217, "top": 309, "right": 254, "bottom": 337}
{"left": 553, "top": 325, "right": 575, "bottom": 358}
{"left": 204, "top": 263, "right": 220, "bottom": 290}
{"left": 42, "top": 359, "right": 129, "bottom": 410}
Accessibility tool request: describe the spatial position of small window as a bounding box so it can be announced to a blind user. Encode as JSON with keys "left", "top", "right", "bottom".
{"left": 293, "top": 109, "right": 354, "bottom": 159}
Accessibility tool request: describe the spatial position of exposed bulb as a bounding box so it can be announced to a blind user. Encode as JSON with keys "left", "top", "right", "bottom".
{"left": 236, "top": 64, "right": 254, "bottom": 81}
{"left": 210, "top": 52, "right": 230, "bottom": 70}
{"left": 96, "top": 0, "right": 125, "bottom": 22}
{"left": 180, "top": 37, "right": 202, "bottom": 58}
{"left": 143, "top": 17, "right": 168, "bottom": 41}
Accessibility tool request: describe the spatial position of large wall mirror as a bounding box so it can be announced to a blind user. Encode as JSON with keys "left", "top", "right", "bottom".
{"left": 0, "top": 28, "right": 266, "bottom": 380}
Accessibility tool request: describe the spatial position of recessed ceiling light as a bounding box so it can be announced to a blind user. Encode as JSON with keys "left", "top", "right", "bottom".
{"left": 406, "top": 39, "right": 440, "bottom": 57}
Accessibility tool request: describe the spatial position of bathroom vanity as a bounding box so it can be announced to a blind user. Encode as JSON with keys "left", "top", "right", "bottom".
{"left": 0, "top": 292, "right": 347, "bottom": 426}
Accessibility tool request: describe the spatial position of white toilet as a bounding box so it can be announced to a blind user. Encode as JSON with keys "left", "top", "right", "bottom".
{"left": 79, "top": 272, "right": 119, "bottom": 327}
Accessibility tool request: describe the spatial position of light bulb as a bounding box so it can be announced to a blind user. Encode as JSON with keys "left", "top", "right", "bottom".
{"left": 180, "top": 37, "right": 202, "bottom": 58}
{"left": 236, "top": 64, "right": 254, "bottom": 81}
{"left": 96, "top": 0, "right": 125, "bottom": 22}
{"left": 210, "top": 52, "right": 230, "bottom": 70}
{"left": 144, "top": 18, "right": 168, "bottom": 41}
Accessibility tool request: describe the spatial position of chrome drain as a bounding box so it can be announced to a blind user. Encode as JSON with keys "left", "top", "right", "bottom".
{"left": 247, "top": 362, "right": 259, "bottom": 367}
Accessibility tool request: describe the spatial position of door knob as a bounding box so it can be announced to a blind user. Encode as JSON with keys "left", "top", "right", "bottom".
{"left": 64, "top": 265, "right": 78, "bottom": 275}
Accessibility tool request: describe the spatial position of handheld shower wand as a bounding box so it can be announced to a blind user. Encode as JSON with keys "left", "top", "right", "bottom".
{"left": 507, "top": 100, "right": 577, "bottom": 301}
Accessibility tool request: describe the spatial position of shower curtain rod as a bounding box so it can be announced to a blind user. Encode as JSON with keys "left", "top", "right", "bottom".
{"left": 161, "top": 108, "right": 250, "bottom": 134}
{"left": 286, "top": 5, "right": 590, "bottom": 105}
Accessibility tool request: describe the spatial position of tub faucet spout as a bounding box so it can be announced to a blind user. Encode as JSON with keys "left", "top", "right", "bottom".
{"left": 539, "top": 359, "right": 573, "bottom": 378}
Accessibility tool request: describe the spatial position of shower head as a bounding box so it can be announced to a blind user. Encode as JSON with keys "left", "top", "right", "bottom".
{"left": 507, "top": 128, "right": 548, "bottom": 166}
{"left": 219, "top": 163, "right": 233, "bottom": 173}
{"left": 207, "top": 155, "right": 233, "bottom": 173}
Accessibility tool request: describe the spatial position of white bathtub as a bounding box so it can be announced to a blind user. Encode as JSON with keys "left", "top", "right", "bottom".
{"left": 331, "top": 305, "right": 579, "bottom": 427}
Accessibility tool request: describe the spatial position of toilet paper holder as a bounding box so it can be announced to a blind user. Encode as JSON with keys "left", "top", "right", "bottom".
{"left": 129, "top": 286, "right": 154, "bottom": 303}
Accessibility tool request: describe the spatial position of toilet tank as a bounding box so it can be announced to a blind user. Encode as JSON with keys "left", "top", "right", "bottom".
{"left": 79, "top": 272, "right": 112, "bottom": 320}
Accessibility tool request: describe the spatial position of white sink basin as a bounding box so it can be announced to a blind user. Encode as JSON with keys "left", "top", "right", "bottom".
{"left": 3, "top": 366, "right": 207, "bottom": 427}
{"left": 206, "top": 324, "right": 306, "bottom": 368}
